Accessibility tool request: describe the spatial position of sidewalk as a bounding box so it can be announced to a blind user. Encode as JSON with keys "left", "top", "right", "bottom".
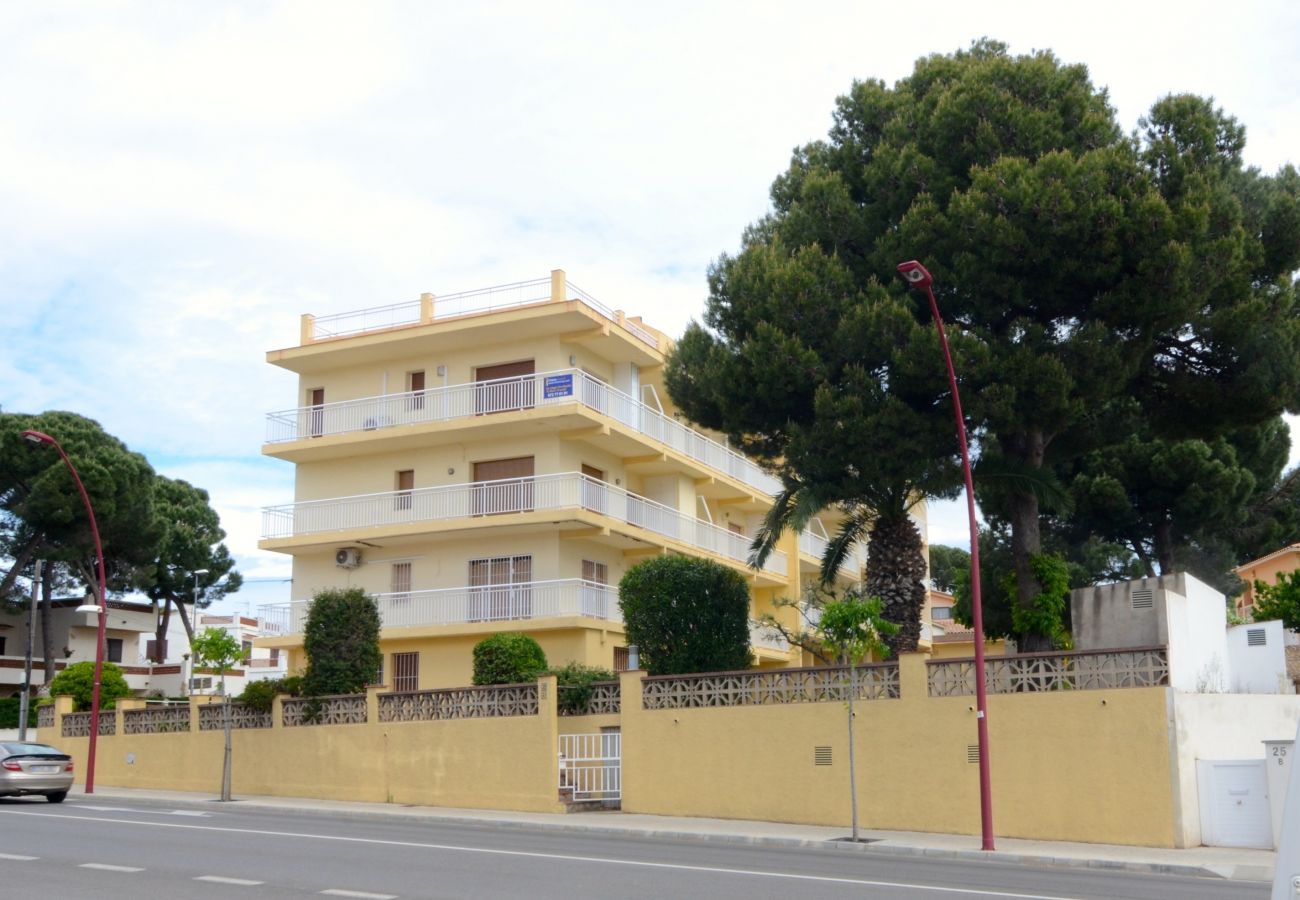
{"left": 81, "top": 786, "right": 1276, "bottom": 883}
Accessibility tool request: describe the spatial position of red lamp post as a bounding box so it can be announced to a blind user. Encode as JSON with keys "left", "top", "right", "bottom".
{"left": 896, "top": 261, "right": 995, "bottom": 851}
{"left": 22, "top": 429, "right": 108, "bottom": 795}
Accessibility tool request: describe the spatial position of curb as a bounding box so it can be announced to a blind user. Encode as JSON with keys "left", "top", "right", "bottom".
{"left": 72, "top": 792, "right": 1273, "bottom": 883}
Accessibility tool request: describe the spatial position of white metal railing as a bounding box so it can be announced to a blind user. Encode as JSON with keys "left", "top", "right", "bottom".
{"left": 559, "top": 732, "right": 621, "bottom": 803}
{"left": 750, "top": 619, "right": 791, "bottom": 652}
{"left": 261, "top": 472, "right": 788, "bottom": 576}
{"left": 264, "top": 368, "right": 782, "bottom": 497}
{"left": 258, "top": 578, "right": 618, "bottom": 634}
{"left": 308, "top": 276, "right": 658, "bottom": 349}
{"left": 796, "top": 525, "right": 866, "bottom": 574}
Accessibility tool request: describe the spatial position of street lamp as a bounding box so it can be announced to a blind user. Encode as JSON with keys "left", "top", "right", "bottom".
{"left": 896, "top": 260, "right": 995, "bottom": 851}
{"left": 22, "top": 429, "right": 108, "bottom": 795}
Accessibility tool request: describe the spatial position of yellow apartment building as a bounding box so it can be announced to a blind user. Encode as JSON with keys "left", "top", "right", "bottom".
{"left": 255, "top": 271, "right": 900, "bottom": 689}
{"left": 1233, "top": 542, "right": 1300, "bottom": 619}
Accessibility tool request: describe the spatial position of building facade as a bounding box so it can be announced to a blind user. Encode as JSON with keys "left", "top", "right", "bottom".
{"left": 256, "top": 271, "right": 890, "bottom": 688}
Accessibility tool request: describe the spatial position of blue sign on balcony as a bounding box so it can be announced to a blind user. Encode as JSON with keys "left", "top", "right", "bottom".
{"left": 543, "top": 374, "right": 574, "bottom": 399}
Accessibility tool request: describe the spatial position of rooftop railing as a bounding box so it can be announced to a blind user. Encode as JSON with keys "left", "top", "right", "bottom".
{"left": 258, "top": 578, "right": 619, "bottom": 635}
{"left": 260, "top": 472, "right": 788, "bottom": 577}
{"left": 265, "top": 368, "right": 782, "bottom": 497}
{"left": 306, "top": 275, "right": 659, "bottom": 349}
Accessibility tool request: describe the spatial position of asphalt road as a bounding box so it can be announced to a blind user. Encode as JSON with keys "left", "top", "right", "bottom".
{"left": 0, "top": 797, "right": 1269, "bottom": 900}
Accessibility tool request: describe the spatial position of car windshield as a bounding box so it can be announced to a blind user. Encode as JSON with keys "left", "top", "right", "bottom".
{"left": 0, "top": 743, "right": 68, "bottom": 758}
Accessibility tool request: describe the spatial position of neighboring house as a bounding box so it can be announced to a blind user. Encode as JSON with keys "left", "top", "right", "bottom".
{"left": 0, "top": 596, "right": 186, "bottom": 698}
{"left": 923, "top": 589, "right": 1009, "bottom": 659}
{"left": 1232, "top": 542, "right": 1300, "bottom": 620}
{"left": 189, "top": 613, "right": 286, "bottom": 695}
{"left": 255, "top": 271, "right": 879, "bottom": 688}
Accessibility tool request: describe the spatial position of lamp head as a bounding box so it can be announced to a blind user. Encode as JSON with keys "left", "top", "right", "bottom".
{"left": 75, "top": 601, "right": 103, "bottom": 615}
{"left": 896, "top": 260, "right": 933, "bottom": 289}
{"left": 22, "top": 429, "right": 54, "bottom": 446}
{"left": 194, "top": 569, "right": 210, "bottom": 577}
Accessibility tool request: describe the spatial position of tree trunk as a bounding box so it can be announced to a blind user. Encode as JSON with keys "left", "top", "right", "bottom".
{"left": 153, "top": 600, "right": 172, "bottom": 663}
{"left": 40, "top": 573, "right": 56, "bottom": 685}
{"left": 0, "top": 534, "right": 42, "bottom": 601}
{"left": 1008, "top": 429, "right": 1052, "bottom": 652}
{"left": 1129, "top": 535, "right": 1156, "bottom": 577}
{"left": 174, "top": 596, "right": 196, "bottom": 645}
{"left": 864, "top": 514, "right": 928, "bottom": 658}
{"left": 1153, "top": 520, "right": 1175, "bottom": 575}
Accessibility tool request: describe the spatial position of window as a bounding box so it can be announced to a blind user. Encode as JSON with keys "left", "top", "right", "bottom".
{"left": 145, "top": 638, "right": 167, "bottom": 661}
{"left": 391, "top": 562, "right": 412, "bottom": 602}
{"left": 468, "top": 556, "right": 533, "bottom": 620}
{"left": 241, "top": 640, "right": 253, "bottom": 664}
{"left": 105, "top": 638, "right": 123, "bottom": 663}
{"left": 407, "top": 370, "right": 425, "bottom": 411}
{"left": 392, "top": 651, "right": 419, "bottom": 692}
{"left": 0, "top": 636, "right": 6, "bottom": 656}
{"left": 395, "top": 469, "right": 415, "bottom": 511}
{"left": 472, "top": 457, "right": 534, "bottom": 515}
{"left": 932, "top": 606, "right": 953, "bottom": 620}
{"left": 613, "top": 646, "right": 630, "bottom": 672}
{"left": 474, "top": 360, "right": 535, "bottom": 414}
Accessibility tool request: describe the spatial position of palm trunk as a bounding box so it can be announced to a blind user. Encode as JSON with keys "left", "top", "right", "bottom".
{"left": 865, "top": 515, "right": 928, "bottom": 657}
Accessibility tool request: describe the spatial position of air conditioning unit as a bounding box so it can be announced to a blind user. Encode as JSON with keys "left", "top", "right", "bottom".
{"left": 335, "top": 547, "right": 362, "bottom": 569}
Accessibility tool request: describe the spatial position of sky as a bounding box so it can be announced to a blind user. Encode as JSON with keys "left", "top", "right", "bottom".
{"left": 3, "top": 1, "right": 1299, "bottom": 616}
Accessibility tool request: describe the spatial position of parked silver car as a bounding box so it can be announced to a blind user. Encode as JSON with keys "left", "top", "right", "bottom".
{"left": 0, "top": 742, "right": 74, "bottom": 803}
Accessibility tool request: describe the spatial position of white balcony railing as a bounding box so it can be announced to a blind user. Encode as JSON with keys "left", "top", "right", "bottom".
{"left": 258, "top": 578, "right": 618, "bottom": 635}
{"left": 261, "top": 472, "right": 788, "bottom": 577}
{"left": 797, "top": 523, "right": 866, "bottom": 574}
{"left": 308, "top": 276, "right": 658, "bottom": 348}
{"left": 265, "top": 368, "right": 782, "bottom": 497}
{"left": 749, "top": 620, "right": 791, "bottom": 652}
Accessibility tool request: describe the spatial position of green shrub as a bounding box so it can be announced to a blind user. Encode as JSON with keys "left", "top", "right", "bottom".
{"left": 49, "top": 661, "right": 132, "bottom": 711}
{"left": 0, "top": 697, "right": 38, "bottom": 729}
{"left": 618, "top": 555, "right": 752, "bottom": 675}
{"left": 472, "top": 633, "right": 548, "bottom": 685}
{"left": 303, "top": 588, "right": 382, "bottom": 697}
{"left": 237, "top": 676, "right": 304, "bottom": 712}
{"left": 551, "top": 662, "right": 616, "bottom": 714}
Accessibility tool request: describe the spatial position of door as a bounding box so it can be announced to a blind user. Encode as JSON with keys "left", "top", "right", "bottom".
{"left": 1197, "top": 759, "right": 1273, "bottom": 848}
{"left": 407, "top": 370, "right": 426, "bottom": 412}
{"left": 581, "top": 464, "right": 607, "bottom": 514}
{"left": 468, "top": 556, "right": 533, "bottom": 620}
{"left": 581, "top": 559, "right": 608, "bottom": 617}
{"left": 472, "top": 456, "right": 534, "bottom": 515}
{"left": 475, "top": 360, "right": 535, "bottom": 414}
{"left": 309, "top": 388, "right": 325, "bottom": 437}
{"left": 394, "top": 469, "right": 415, "bottom": 511}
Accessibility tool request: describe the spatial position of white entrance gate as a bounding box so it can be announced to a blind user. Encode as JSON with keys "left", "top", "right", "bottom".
{"left": 1197, "top": 759, "right": 1273, "bottom": 848}
{"left": 559, "top": 732, "right": 620, "bottom": 803}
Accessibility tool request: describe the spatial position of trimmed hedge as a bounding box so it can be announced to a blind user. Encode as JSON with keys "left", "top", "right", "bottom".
{"left": 472, "top": 633, "right": 548, "bottom": 685}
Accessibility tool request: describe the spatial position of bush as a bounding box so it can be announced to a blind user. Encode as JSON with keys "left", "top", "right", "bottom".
{"left": 237, "top": 676, "right": 304, "bottom": 713}
{"left": 472, "top": 634, "right": 548, "bottom": 685}
{"left": 551, "top": 662, "right": 616, "bottom": 715}
{"left": 618, "top": 555, "right": 752, "bottom": 675}
{"left": 49, "top": 661, "right": 132, "bottom": 711}
{"left": 303, "top": 588, "right": 382, "bottom": 697}
{"left": 0, "top": 697, "right": 38, "bottom": 729}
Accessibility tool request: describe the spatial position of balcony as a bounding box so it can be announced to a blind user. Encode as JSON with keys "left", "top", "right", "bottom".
{"left": 261, "top": 472, "right": 788, "bottom": 578}
{"left": 304, "top": 275, "right": 660, "bottom": 349}
{"left": 797, "top": 524, "right": 866, "bottom": 575}
{"left": 258, "top": 578, "right": 618, "bottom": 636}
{"left": 265, "top": 368, "right": 781, "bottom": 497}
{"left": 749, "top": 620, "right": 792, "bottom": 653}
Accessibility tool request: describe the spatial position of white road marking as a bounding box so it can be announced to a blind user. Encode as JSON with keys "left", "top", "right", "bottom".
{"left": 0, "top": 853, "right": 39, "bottom": 861}
{"left": 79, "top": 863, "right": 145, "bottom": 872}
{"left": 320, "top": 891, "right": 398, "bottom": 899}
{"left": 17, "top": 811, "right": 1086, "bottom": 899}
{"left": 195, "top": 875, "right": 264, "bottom": 886}
{"left": 77, "top": 805, "right": 209, "bottom": 817}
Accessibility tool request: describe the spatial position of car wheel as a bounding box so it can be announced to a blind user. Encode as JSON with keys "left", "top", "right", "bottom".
{"left": 45, "top": 791, "right": 67, "bottom": 804}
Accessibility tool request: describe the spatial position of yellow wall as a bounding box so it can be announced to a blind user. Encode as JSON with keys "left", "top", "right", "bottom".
{"left": 54, "top": 686, "right": 563, "bottom": 813}
{"left": 618, "top": 658, "right": 1179, "bottom": 847}
{"left": 50, "top": 658, "right": 1181, "bottom": 847}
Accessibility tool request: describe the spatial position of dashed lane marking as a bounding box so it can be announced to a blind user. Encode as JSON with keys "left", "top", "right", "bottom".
{"left": 195, "top": 875, "right": 264, "bottom": 886}
{"left": 79, "top": 863, "right": 145, "bottom": 872}
{"left": 0, "top": 854, "right": 38, "bottom": 861}
{"left": 320, "top": 891, "right": 398, "bottom": 899}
